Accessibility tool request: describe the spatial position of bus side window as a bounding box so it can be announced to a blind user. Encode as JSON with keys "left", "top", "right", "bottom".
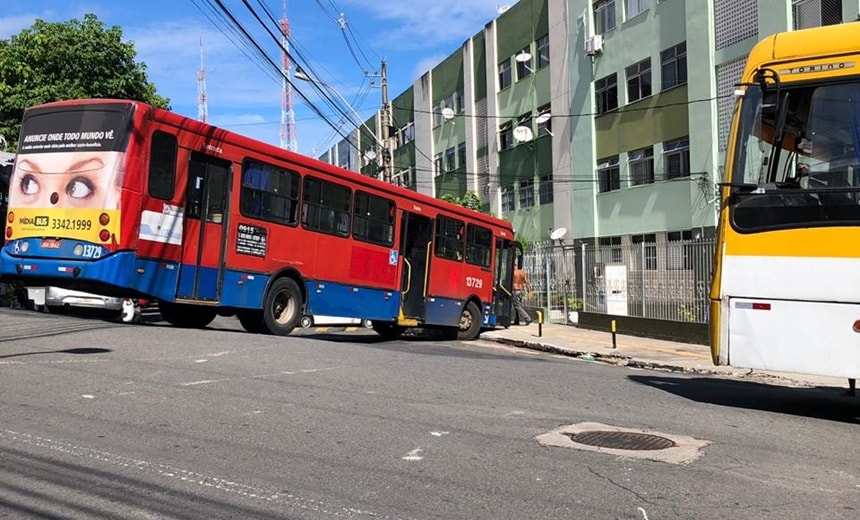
{"left": 149, "top": 131, "right": 177, "bottom": 200}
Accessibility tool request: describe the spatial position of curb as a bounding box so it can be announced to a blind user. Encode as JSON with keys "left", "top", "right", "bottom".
{"left": 481, "top": 334, "right": 821, "bottom": 388}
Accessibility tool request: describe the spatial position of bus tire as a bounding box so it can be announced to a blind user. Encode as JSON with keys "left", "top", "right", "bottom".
{"left": 237, "top": 310, "right": 267, "bottom": 334}
{"left": 159, "top": 301, "right": 216, "bottom": 328}
{"left": 371, "top": 321, "right": 405, "bottom": 340}
{"left": 263, "top": 277, "right": 302, "bottom": 336}
{"left": 456, "top": 301, "right": 482, "bottom": 341}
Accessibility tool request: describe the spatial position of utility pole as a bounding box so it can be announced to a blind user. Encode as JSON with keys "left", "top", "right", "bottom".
{"left": 379, "top": 60, "right": 395, "bottom": 184}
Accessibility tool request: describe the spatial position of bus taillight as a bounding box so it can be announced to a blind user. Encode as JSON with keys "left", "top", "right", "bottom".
{"left": 6, "top": 211, "right": 13, "bottom": 223}
{"left": 5, "top": 226, "right": 11, "bottom": 239}
{"left": 99, "top": 213, "right": 110, "bottom": 226}
{"left": 99, "top": 229, "right": 110, "bottom": 242}
{"left": 853, "top": 320, "right": 860, "bottom": 333}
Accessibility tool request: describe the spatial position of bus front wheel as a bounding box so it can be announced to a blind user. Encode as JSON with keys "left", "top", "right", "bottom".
{"left": 263, "top": 277, "right": 302, "bottom": 335}
{"left": 456, "top": 301, "right": 482, "bottom": 341}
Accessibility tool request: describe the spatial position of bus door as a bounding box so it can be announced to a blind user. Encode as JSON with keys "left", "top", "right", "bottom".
{"left": 176, "top": 151, "right": 230, "bottom": 301}
{"left": 399, "top": 211, "right": 433, "bottom": 320}
{"left": 493, "top": 238, "right": 515, "bottom": 327}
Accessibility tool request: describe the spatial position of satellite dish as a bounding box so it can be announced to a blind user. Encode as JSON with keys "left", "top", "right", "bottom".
{"left": 363, "top": 149, "right": 377, "bottom": 162}
{"left": 513, "top": 125, "right": 533, "bottom": 143}
{"left": 441, "top": 107, "right": 455, "bottom": 120}
{"left": 515, "top": 51, "right": 532, "bottom": 63}
{"left": 497, "top": 4, "right": 511, "bottom": 14}
{"left": 535, "top": 112, "right": 551, "bottom": 125}
{"left": 549, "top": 227, "right": 567, "bottom": 241}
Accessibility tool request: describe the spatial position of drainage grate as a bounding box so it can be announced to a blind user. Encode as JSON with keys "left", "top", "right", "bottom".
{"left": 563, "top": 431, "right": 677, "bottom": 451}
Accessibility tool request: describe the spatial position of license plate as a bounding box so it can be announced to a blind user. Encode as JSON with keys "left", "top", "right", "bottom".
{"left": 41, "top": 238, "right": 61, "bottom": 249}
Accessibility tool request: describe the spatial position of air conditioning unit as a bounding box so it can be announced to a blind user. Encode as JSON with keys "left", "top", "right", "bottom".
{"left": 585, "top": 35, "right": 604, "bottom": 56}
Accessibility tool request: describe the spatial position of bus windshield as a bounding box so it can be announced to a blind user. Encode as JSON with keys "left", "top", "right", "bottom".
{"left": 729, "top": 79, "right": 860, "bottom": 232}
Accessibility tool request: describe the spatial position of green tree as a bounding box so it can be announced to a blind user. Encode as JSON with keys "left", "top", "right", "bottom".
{"left": 0, "top": 14, "right": 169, "bottom": 149}
{"left": 440, "top": 191, "right": 482, "bottom": 211}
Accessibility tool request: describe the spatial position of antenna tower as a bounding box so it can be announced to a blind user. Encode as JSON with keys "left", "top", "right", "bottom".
{"left": 197, "top": 37, "right": 208, "bottom": 123}
{"left": 280, "top": 1, "right": 297, "bottom": 151}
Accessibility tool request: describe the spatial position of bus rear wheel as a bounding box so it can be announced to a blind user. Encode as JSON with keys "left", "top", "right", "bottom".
{"left": 159, "top": 301, "right": 217, "bottom": 329}
{"left": 455, "top": 301, "right": 482, "bottom": 341}
{"left": 237, "top": 309, "right": 267, "bottom": 334}
{"left": 371, "top": 321, "right": 406, "bottom": 340}
{"left": 263, "top": 277, "right": 302, "bottom": 336}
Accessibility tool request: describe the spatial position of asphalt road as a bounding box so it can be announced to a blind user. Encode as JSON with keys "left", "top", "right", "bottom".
{"left": 0, "top": 308, "right": 858, "bottom": 519}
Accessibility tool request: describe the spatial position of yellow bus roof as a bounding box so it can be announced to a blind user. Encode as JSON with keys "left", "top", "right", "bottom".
{"left": 744, "top": 22, "right": 860, "bottom": 80}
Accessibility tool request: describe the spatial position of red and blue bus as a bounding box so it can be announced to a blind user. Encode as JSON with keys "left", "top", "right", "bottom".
{"left": 1, "top": 99, "right": 517, "bottom": 339}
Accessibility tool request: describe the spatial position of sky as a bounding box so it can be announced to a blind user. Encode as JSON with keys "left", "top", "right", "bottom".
{"left": 0, "top": 0, "right": 510, "bottom": 157}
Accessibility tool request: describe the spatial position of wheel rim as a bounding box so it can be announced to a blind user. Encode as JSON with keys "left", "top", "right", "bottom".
{"left": 273, "top": 290, "right": 298, "bottom": 325}
{"left": 459, "top": 308, "right": 474, "bottom": 331}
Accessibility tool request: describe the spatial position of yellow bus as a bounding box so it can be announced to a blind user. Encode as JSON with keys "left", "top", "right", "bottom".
{"left": 710, "top": 22, "right": 860, "bottom": 379}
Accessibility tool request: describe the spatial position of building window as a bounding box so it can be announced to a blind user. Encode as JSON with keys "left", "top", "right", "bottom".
{"left": 595, "top": 0, "right": 616, "bottom": 34}
{"left": 598, "top": 236, "right": 623, "bottom": 264}
{"left": 632, "top": 233, "right": 657, "bottom": 270}
{"left": 536, "top": 34, "right": 550, "bottom": 69}
{"left": 598, "top": 156, "right": 621, "bottom": 193}
{"left": 516, "top": 46, "right": 533, "bottom": 80}
{"left": 516, "top": 113, "right": 532, "bottom": 144}
{"left": 629, "top": 147, "right": 655, "bottom": 185}
{"left": 457, "top": 142, "right": 466, "bottom": 171}
{"left": 660, "top": 42, "right": 687, "bottom": 90}
{"left": 625, "top": 0, "right": 649, "bottom": 19}
{"left": 444, "top": 146, "right": 456, "bottom": 173}
{"left": 536, "top": 104, "right": 552, "bottom": 137}
{"left": 539, "top": 174, "right": 553, "bottom": 204}
{"left": 626, "top": 58, "right": 652, "bottom": 103}
{"left": 434, "top": 153, "right": 443, "bottom": 177}
{"left": 499, "top": 122, "right": 514, "bottom": 151}
{"left": 664, "top": 137, "right": 690, "bottom": 179}
{"left": 596, "top": 73, "right": 618, "bottom": 114}
{"left": 519, "top": 179, "right": 535, "bottom": 208}
{"left": 499, "top": 59, "right": 512, "bottom": 90}
{"left": 398, "top": 122, "right": 415, "bottom": 146}
{"left": 455, "top": 88, "right": 465, "bottom": 113}
{"left": 667, "top": 230, "right": 694, "bottom": 270}
{"left": 501, "top": 184, "right": 514, "bottom": 211}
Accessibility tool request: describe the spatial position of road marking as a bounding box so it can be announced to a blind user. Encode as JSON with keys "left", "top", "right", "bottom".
{"left": 195, "top": 359, "right": 208, "bottom": 363}
{"left": 81, "top": 395, "right": 95, "bottom": 399}
{"left": 402, "top": 448, "right": 423, "bottom": 461}
{"left": 503, "top": 411, "right": 524, "bottom": 417}
{"left": 430, "top": 431, "right": 449, "bottom": 437}
{"left": 181, "top": 379, "right": 228, "bottom": 386}
{"left": 0, "top": 429, "right": 401, "bottom": 518}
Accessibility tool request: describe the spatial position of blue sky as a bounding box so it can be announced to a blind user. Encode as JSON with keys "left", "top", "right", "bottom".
{"left": 0, "top": 0, "right": 508, "bottom": 156}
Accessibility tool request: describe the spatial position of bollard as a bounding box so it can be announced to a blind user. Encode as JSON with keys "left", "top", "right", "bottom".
{"left": 611, "top": 319, "right": 617, "bottom": 349}
{"left": 537, "top": 310, "right": 543, "bottom": 337}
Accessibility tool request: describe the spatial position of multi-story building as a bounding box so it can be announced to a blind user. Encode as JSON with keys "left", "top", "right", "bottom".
{"left": 318, "top": 0, "right": 859, "bottom": 249}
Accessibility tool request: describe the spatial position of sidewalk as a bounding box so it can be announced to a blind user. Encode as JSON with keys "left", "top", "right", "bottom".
{"left": 481, "top": 321, "right": 850, "bottom": 390}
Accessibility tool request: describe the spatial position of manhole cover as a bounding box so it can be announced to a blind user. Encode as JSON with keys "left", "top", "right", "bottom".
{"left": 563, "top": 431, "right": 677, "bottom": 451}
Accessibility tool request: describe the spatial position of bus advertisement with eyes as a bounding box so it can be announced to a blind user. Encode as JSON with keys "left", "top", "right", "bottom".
{"left": 5, "top": 105, "right": 131, "bottom": 244}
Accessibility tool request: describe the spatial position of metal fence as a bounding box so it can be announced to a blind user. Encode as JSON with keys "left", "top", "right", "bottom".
{"left": 522, "top": 238, "right": 715, "bottom": 325}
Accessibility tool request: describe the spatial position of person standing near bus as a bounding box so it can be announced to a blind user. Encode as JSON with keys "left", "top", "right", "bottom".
{"left": 513, "top": 266, "right": 532, "bottom": 325}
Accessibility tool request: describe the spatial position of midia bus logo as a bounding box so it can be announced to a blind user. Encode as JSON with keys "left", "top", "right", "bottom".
{"left": 19, "top": 216, "right": 49, "bottom": 227}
